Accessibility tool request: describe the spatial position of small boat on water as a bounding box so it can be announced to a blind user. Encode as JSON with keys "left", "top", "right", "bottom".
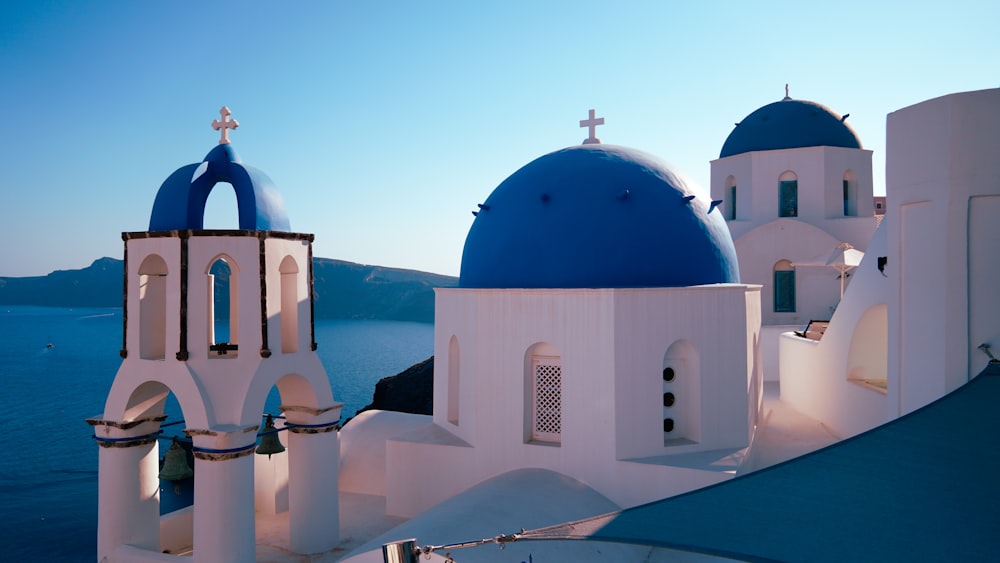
{"left": 46, "top": 342, "right": 54, "bottom": 349}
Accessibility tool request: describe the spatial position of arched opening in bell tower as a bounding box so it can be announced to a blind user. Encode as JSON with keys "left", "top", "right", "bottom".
{"left": 279, "top": 255, "right": 300, "bottom": 354}
{"left": 138, "top": 254, "right": 168, "bottom": 360}
{"left": 247, "top": 373, "right": 341, "bottom": 554}
{"left": 202, "top": 182, "right": 240, "bottom": 230}
{"left": 207, "top": 256, "right": 239, "bottom": 356}
{"left": 99, "top": 380, "right": 200, "bottom": 556}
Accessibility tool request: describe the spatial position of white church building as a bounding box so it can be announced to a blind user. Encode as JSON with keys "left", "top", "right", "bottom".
{"left": 91, "top": 87, "right": 1000, "bottom": 562}
{"left": 353, "top": 138, "right": 764, "bottom": 519}
{"left": 710, "top": 89, "right": 878, "bottom": 381}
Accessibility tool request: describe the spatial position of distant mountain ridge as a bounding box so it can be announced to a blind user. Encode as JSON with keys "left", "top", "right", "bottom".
{"left": 0, "top": 257, "right": 457, "bottom": 323}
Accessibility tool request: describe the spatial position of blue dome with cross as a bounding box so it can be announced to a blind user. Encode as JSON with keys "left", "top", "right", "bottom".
{"left": 459, "top": 143, "right": 740, "bottom": 288}
{"left": 720, "top": 96, "right": 862, "bottom": 158}
{"left": 148, "top": 108, "right": 290, "bottom": 231}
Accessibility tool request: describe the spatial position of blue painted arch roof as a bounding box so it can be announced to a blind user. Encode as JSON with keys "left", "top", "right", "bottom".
{"left": 720, "top": 98, "right": 862, "bottom": 158}
{"left": 459, "top": 144, "right": 740, "bottom": 289}
{"left": 148, "top": 144, "right": 290, "bottom": 231}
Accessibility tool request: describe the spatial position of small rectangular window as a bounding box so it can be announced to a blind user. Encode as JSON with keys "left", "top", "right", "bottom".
{"left": 774, "top": 270, "right": 796, "bottom": 312}
{"left": 779, "top": 181, "right": 798, "bottom": 217}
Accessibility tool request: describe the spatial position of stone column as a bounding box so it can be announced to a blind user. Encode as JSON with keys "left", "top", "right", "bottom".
{"left": 89, "top": 417, "right": 164, "bottom": 560}
{"left": 188, "top": 426, "right": 258, "bottom": 563}
{"left": 284, "top": 404, "right": 342, "bottom": 554}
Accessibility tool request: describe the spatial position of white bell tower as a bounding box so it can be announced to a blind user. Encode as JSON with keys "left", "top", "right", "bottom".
{"left": 89, "top": 108, "right": 341, "bottom": 562}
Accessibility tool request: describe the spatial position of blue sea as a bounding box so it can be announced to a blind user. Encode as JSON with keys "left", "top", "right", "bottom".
{"left": 0, "top": 306, "right": 433, "bottom": 561}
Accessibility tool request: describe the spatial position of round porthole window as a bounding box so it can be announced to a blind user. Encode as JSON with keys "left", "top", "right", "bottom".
{"left": 662, "top": 367, "right": 675, "bottom": 381}
{"left": 663, "top": 418, "right": 675, "bottom": 432}
{"left": 663, "top": 392, "right": 675, "bottom": 407}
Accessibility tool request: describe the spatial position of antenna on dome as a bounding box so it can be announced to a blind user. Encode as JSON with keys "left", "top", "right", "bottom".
{"left": 580, "top": 109, "right": 605, "bottom": 145}
{"left": 783, "top": 84, "right": 791, "bottom": 101}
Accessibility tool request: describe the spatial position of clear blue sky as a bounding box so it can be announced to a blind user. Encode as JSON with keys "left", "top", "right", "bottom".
{"left": 1, "top": 0, "right": 997, "bottom": 277}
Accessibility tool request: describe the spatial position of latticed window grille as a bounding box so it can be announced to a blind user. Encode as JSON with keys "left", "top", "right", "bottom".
{"left": 532, "top": 358, "right": 562, "bottom": 442}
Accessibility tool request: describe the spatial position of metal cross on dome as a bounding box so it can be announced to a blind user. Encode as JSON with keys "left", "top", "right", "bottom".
{"left": 580, "top": 109, "right": 605, "bottom": 145}
{"left": 212, "top": 106, "right": 239, "bottom": 144}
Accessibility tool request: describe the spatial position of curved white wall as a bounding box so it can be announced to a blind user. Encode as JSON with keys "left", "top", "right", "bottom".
{"left": 779, "top": 222, "right": 890, "bottom": 438}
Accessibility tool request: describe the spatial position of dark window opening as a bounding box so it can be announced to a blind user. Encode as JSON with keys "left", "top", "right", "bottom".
{"left": 774, "top": 269, "right": 796, "bottom": 313}
{"left": 662, "top": 367, "right": 675, "bottom": 381}
{"left": 779, "top": 180, "right": 798, "bottom": 217}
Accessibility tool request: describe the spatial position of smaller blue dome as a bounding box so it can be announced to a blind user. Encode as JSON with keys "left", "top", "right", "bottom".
{"left": 148, "top": 144, "right": 290, "bottom": 231}
{"left": 720, "top": 98, "right": 861, "bottom": 158}
{"left": 460, "top": 145, "right": 740, "bottom": 289}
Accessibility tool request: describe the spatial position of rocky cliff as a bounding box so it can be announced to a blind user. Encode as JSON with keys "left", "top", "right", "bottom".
{"left": 355, "top": 356, "right": 434, "bottom": 417}
{"left": 0, "top": 257, "right": 456, "bottom": 323}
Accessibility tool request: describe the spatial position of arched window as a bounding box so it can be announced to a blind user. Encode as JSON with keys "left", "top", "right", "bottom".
{"left": 208, "top": 256, "right": 239, "bottom": 356}
{"left": 724, "top": 175, "right": 737, "bottom": 220}
{"left": 525, "top": 343, "right": 561, "bottom": 444}
{"left": 843, "top": 170, "right": 858, "bottom": 216}
{"left": 138, "top": 254, "right": 168, "bottom": 360}
{"left": 663, "top": 340, "right": 700, "bottom": 445}
{"left": 279, "top": 256, "right": 299, "bottom": 354}
{"left": 447, "top": 335, "right": 460, "bottom": 425}
{"left": 773, "top": 259, "right": 796, "bottom": 313}
{"left": 779, "top": 171, "right": 798, "bottom": 217}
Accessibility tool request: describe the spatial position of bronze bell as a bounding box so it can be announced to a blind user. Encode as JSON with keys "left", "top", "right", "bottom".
{"left": 256, "top": 414, "right": 286, "bottom": 459}
{"left": 158, "top": 437, "right": 194, "bottom": 481}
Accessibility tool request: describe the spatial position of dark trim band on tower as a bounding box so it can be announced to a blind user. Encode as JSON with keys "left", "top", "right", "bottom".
{"left": 176, "top": 231, "right": 190, "bottom": 361}
{"left": 120, "top": 235, "right": 129, "bottom": 359}
{"left": 308, "top": 239, "right": 317, "bottom": 351}
{"left": 123, "top": 229, "right": 313, "bottom": 242}
{"left": 258, "top": 233, "right": 272, "bottom": 358}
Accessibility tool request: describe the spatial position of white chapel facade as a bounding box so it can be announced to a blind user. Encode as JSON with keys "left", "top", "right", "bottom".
{"left": 711, "top": 90, "right": 877, "bottom": 328}
{"left": 340, "top": 114, "right": 764, "bottom": 518}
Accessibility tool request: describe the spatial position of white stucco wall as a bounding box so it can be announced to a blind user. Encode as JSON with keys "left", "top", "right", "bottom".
{"left": 779, "top": 222, "right": 890, "bottom": 438}
{"left": 759, "top": 325, "right": 798, "bottom": 382}
{"left": 711, "top": 145, "right": 875, "bottom": 245}
{"left": 384, "top": 285, "right": 761, "bottom": 517}
{"left": 711, "top": 146, "right": 877, "bottom": 329}
{"left": 734, "top": 219, "right": 842, "bottom": 326}
{"left": 339, "top": 410, "right": 433, "bottom": 496}
{"left": 886, "top": 88, "right": 1000, "bottom": 414}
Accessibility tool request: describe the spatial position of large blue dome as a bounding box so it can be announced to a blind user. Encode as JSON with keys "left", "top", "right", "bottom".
{"left": 459, "top": 144, "right": 740, "bottom": 289}
{"left": 148, "top": 144, "right": 290, "bottom": 231}
{"left": 720, "top": 98, "right": 861, "bottom": 158}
